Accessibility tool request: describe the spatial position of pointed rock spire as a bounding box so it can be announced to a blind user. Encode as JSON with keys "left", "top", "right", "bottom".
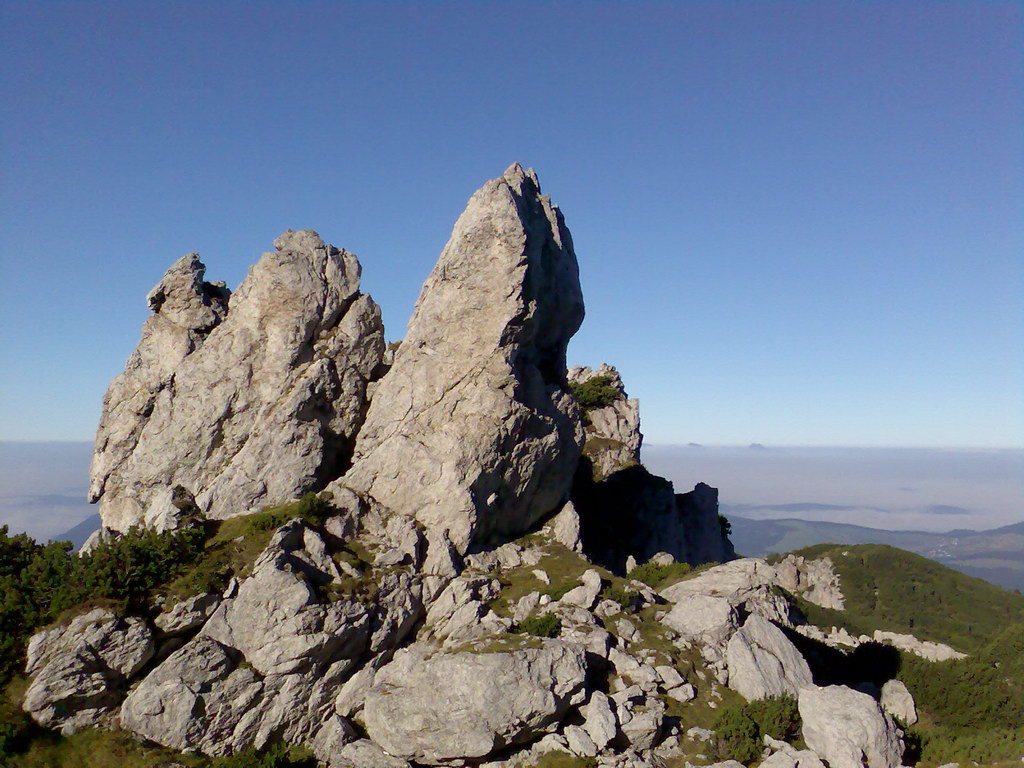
{"left": 343, "top": 165, "right": 586, "bottom": 552}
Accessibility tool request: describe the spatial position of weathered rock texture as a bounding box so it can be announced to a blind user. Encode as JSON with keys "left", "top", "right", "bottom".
{"left": 22, "top": 165, "right": 948, "bottom": 768}
{"left": 90, "top": 231, "right": 385, "bottom": 532}
{"left": 799, "top": 685, "right": 903, "bottom": 768}
{"left": 362, "top": 639, "right": 588, "bottom": 762}
{"left": 569, "top": 364, "right": 641, "bottom": 478}
{"left": 23, "top": 608, "right": 154, "bottom": 733}
{"left": 725, "top": 614, "right": 813, "bottom": 700}
{"left": 774, "top": 554, "right": 845, "bottom": 610}
{"left": 344, "top": 163, "right": 585, "bottom": 553}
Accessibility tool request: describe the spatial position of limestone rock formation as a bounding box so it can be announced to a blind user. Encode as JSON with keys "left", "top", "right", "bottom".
{"left": 23, "top": 608, "right": 154, "bottom": 733}
{"left": 724, "top": 614, "right": 813, "bottom": 700}
{"left": 880, "top": 678, "right": 917, "bottom": 726}
{"left": 90, "top": 230, "right": 385, "bottom": 532}
{"left": 567, "top": 364, "right": 734, "bottom": 569}
{"left": 774, "top": 554, "right": 845, "bottom": 610}
{"left": 362, "top": 639, "right": 588, "bottom": 762}
{"left": 18, "top": 165, "right": 959, "bottom": 768}
{"left": 344, "top": 163, "right": 585, "bottom": 553}
{"left": 569, "top": 364, "right": 641, "bottom": 478}
{"left": 799, "top": 685, "right": 903, "bottom": 768}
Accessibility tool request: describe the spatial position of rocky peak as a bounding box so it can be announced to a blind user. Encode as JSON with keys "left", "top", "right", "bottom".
{"left": 144, "top": 252, "right": 230, "bottom": 332}
{"left": 343, "top": 163, "right": 585, "bottom": 554}
{"left": 89, "top": 229, "right": 385, "bottom": 533}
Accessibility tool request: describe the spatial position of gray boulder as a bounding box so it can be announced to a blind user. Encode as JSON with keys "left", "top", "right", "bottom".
{"left": 880, "top": 679, "right": 917, "bottom": 726}
{"left": 774, "top": 554, "right": 845, "bottom": 610}
{"left": 23, "top": 608, "right": 154, "bottom": 733}
{"left": 799, "top": 685, "right": 903, "bottom": 768}
{"left": 661, "top": 558, "right": 795, "bottom": 627}
{"left": 725, "top": 614, "right": 812, "bottom": 701}
{"left": 344, "top": 164, "right": 585, "bottom": 553}
{"left": 90, "top": 230, "right": 385, "bottom": 532}
{"left": 661, "top": 594, "right": 739, "bottom": 646}
{"left": 362, "top": 639, "right": 588, "bottom": 762}
{"left": 201, "top": 521, "right": 371, "bottom": 676}
{"left": 120, "top": 636, "right": 264, "bottom": 755}
{"left": 154, "top": 592, "right": 221, "bottom": 636}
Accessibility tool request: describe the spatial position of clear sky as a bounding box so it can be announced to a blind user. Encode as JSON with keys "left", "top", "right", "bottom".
{"left": 1, "top": 1, "right": 1021, "bottom": 448}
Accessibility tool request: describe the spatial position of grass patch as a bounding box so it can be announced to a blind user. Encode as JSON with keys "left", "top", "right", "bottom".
{"left": 4, "top": 727, "right": 316, "bottom": 768}
{"left": 487, "top": 543, "right": 597, "bottom": 618}
{"left": 162, "top": 493, "right": 334, "bottom": 604}
{"left": 630, "top": 560, "right": 692, "bottom": 588}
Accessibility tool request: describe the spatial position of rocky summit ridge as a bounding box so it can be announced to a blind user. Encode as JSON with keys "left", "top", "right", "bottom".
{"left": 17, "top": 165, "right": 965, "bottom": 768}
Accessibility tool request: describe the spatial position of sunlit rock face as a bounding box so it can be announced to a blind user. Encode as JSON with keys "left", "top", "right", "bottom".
{"left": 344, "top": 163, "right": 586, "bottom": 554}
{"left": 89, "top": 230, "right": 385, "bottom": 532}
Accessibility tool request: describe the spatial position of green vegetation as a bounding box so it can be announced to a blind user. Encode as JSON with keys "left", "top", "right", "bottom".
{"left": 3, "top": 725, "right": 316, "bottom": 767}
{"left": 783, "top": 543, "right": 1024, "bottom": 653}
{"left": 709, "top": 696, "right": 801, "bottom": 764}
{"left": 515, "top": 613, "right": 562, "bottom": 638}
{"left": 629, "top": 560, "right": 692, "bottom": 588}
{"left": 897, "top": 622, "right": 1024, "bottom": 764}
{"left": 0, "top": 493, "right": 345, "bottom": 765}
{"left": 780, "top": 543, "right": 1024, "bottom": 765}
{"left": 527, "top": 752, "right": 597, "bottom": 768}
{"left": 569, "top": 375, "right": 620, "bottom": 411}
{"left": 0, "top": 520, "right": 206, "bottom": 684}
{"left": 598, "top": 582, "right": 637, "bottom": 610}
{"left": 162, "top": 493, "right": 334, "bottom": 603}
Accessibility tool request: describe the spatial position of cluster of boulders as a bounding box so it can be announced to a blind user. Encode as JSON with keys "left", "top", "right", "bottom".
{"left": 21, "top": 164, "right": 954, "bottom": 767}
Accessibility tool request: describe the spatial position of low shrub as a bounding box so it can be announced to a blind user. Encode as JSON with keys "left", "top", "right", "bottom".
{"left": 710, "top": 696, "right": 801, "bottom": 764}
{"left": 630, "top": 560, "right": 692, "bottom": 588}
{"left": 745, "top": 695, "right": 800, "bottom": 741}
{"left": 709, "top": 705, "right": 762, "bottom": 763}
{"left": 599, "top": 583, "right": 637, "bottom": 611}
{"left": 569, "top": 375, "right": 620, "bottom": 411}
{"left": 516, "top": 613, "right": 562, "bottom": 638}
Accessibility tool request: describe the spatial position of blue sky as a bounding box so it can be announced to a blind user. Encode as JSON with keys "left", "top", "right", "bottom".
{"left": 1, "top": 1, "right": 1021, "bottom": 447}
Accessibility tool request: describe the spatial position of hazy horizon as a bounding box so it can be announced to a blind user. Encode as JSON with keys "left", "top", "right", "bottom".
{"left": 2, "top": 441, "right": 1020, "bottom": 543}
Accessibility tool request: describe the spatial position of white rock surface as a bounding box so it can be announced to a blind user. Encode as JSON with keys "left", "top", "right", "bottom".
{"left": 90, "top": 231, "right": 385, "bottom": 531}
{"left": 579, "top": 690, "right": 618, "bottom": 751}
{"left": 23, "top": 608, "right": 154, "bottom": 733}
{"left": 774, "top": 554, "right": 845, "bottom": 610}
{"left": 880, "top": 679, "right": 917, "bottom": 726}
{"left": 661, "top": 594, "right": 739, "bottom": 646}
{"left": 154, "top": 592, "right": 221, "bottom": 636}
{"left": 872, "top": 630, "right": 966, "bottom": 662}
{"left": 799, "top": 685, "right": 903, "bottom": 768}
{"left": 725, "top": 614, "right": 813, "bottom": 701}
{"left": 547, "top": 500, "right": 583, "bottom": 552}
{"left": 345, "top": 164, "right": 585, "bottom": 553}
{"left": 362, "top": 639, "right": 588, "bottom": 762}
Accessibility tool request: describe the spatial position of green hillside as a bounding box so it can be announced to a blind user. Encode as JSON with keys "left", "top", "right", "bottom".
{"left": 780, "top": 543, "right": 1024, "bottom": 653}
{"left": 779, "top": 544, "right": 1024, "bottom": 764}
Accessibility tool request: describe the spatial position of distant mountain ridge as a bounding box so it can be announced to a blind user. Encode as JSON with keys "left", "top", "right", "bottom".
{"left": 731, "top": 515, "right": 1024, "bottom": 591}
